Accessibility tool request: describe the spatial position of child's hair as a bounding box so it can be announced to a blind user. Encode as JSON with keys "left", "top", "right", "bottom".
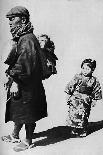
{"left": 81, "top": 58, "right": 96, "bottom": 72}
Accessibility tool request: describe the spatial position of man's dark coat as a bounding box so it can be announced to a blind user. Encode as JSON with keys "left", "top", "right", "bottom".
{"left": 5, "top": 33, "right": 47, "bottom": 123}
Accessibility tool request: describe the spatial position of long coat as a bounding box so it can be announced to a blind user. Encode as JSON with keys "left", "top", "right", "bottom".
{"left": 5, "top": 33, "right": 47, "bottom": 123}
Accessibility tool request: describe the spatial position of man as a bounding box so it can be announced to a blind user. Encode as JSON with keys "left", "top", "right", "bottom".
{"left": 1, "top": 6, "right": 47, "bottom": 152}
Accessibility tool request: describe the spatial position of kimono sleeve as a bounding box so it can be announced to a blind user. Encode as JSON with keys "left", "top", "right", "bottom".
{"left": 64, "top": 74, "right": 79, "bottom": 95}
{"left": 91, "top": 78, "right": 102, "bottom": 100}
{"left": 9, "top": 38, "right": 36, "bottom": 84}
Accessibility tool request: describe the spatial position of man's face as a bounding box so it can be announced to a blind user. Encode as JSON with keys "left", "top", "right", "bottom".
{"left": 9, "top": 16, "right": 22, "bottom": 30}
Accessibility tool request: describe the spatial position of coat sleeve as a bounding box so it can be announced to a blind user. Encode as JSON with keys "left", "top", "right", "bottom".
{"left": 9, "top": 37, "right": 36, "bottom": 84}
{"left": 64, "top": 74, "right": 79, "bottom": 95}
{"left": 91, "top": 78, "right": 102, "bottom": 100}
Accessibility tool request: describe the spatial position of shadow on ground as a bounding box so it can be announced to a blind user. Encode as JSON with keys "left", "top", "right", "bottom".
{"left": 31, "top": 120, "right": 103, "bottom": 148}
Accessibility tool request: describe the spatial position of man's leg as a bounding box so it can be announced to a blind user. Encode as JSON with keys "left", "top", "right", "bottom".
{"left": 13, "top": 123, "right": 36, "bottom": 152}
{"left": 25, "top": 123, "right": 36, "bottom": 145}
{"left": 12, "top": 122, "right": 23, "bottom": 139}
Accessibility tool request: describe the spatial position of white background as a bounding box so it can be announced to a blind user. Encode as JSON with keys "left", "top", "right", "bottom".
{"left": 0, "top": 0, "right": 103, "bottom": 154}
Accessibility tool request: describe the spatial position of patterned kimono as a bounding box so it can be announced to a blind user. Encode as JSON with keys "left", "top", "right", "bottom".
{"left": 65, "top": 73, "right": 102, "bottom": 129}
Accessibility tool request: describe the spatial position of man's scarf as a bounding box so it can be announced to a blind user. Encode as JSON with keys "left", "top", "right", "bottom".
{"left": 11, "top": 21, "right": 34, "bottom": 41}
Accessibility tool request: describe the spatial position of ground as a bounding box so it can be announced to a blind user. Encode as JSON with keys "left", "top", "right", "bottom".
{"left": 0, "top": 111, "right": 103, "bottom": 155}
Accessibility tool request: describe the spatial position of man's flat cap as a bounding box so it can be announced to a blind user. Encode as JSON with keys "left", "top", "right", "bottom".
{"left": 6, "top": 6, "right": 30, "bottom": 18}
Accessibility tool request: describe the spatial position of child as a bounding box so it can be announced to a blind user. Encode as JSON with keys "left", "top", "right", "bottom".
{"left": 37, "top": 34, "right": 55, "bottom": 50}
{"left": 37, "top": 34, "right": 57, "bottom": 63}
{"left": 65, "top": 59, "right": 102, "bottom": 137}
{"left": 37, "top": 34, "right": 58, "bottom": 77}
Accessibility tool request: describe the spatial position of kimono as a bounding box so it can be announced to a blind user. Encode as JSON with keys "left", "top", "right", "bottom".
{"left": 65, "top": 73, "right": 102, "bottom": 129}
{"left": 5, "top": 32, "right": 47, "bottom": 124}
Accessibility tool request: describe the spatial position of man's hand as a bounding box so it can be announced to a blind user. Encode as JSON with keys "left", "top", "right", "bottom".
{"left": 10, "top": 82, "right": 18, "bottom": 97}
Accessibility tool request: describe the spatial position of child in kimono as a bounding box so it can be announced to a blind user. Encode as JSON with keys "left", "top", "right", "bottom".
{"left": 65, "top": 59, "right": 102, "bottom": 137}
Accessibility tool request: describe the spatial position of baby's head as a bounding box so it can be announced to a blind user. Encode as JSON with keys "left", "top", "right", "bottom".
{"left": 38, "top": 34, "right": 48, "bottom": 48}
{"left": 81, "top": 59, "right": 96, "bottom": 77}
{"left": 38, "top": 34, "right": 55, "bottom": 51}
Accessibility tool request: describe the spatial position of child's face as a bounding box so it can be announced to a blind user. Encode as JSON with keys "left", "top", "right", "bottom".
{"left": 81, "top": 63, "right": 92, "bottom": 76}
{"left": 39, "top": 36, "right": 47, "bottom": 48}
